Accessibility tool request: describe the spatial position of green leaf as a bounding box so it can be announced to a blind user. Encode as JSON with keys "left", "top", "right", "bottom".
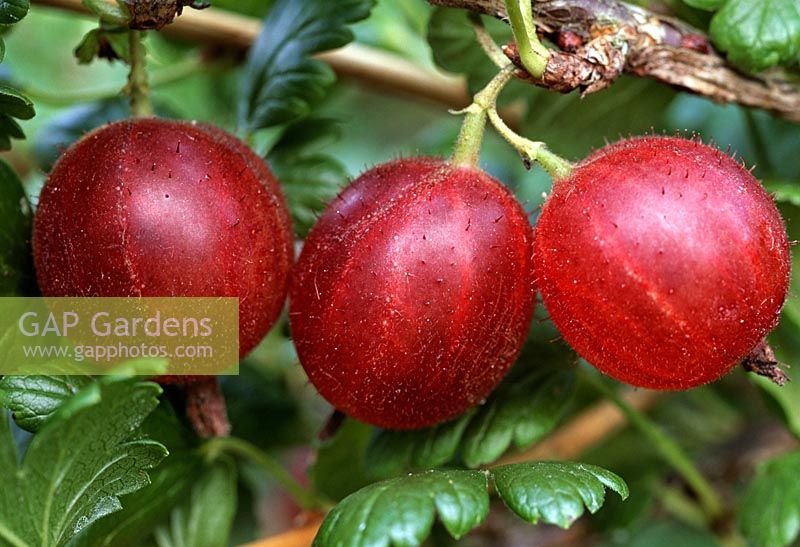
{"left": 70, "top": 453, "right": 204, "bottom": 547}
{"left": 0, "top": 84, "right": 34, "bottom": 120}
{"left": 739, "top": 450, "right": 800, "bottom": 547}
{"left": 153, "top": 458, "right": 238, "bottom": 547}
{"left": 426, "top": 6, "right": 524, "bottom": 100}
{"left": 491, "top": 462, "right": 629, "bottom": 529}
{"left": 310, "top": 419, "right": 375, "bottom": 501}
{"left": 238, "top": 0, "right": 375, "bottom": 132}
{"left": 268, "top": 117, "right": 348, "bottom": 236}
{"left": 461, "top": 366, "right": 575, "bottom": 467}
{"left": 765, "top": 180, "right": 800, "bottom": 207}
{"left": 710, "top": 0, "right": 800, "bottom": 72}
{"left": 427, "top": 7, "right": 497, "bottom": 93}
{"left": 524, "top": 77, "right": 676, "bottom": 161}
{"left": 314, "top": 469, "right": 490, "bottom": 546}
{"left": 74, "top": 27, "right": 131, "bottom": 65}
{"left": 0, "top": 378, "right": 167, "bottom": 547}
{"left": 682, "top": 0, "right": 725, "bottom": 10}
{"left": 0, "top": 0, "right": 28, "bottom": 25}
{"left": 0, "top": 158, "right": 35, "bottom": 295}
{"left": 0, "top": 375, "right": 93, "bottom": 432}
{"left": 366, "top": 410, "right": 475, "bottom": 477}
{"left": 70, "top": 402, "right": 201, "bottom": 547}
{"left": 364, "top": 364, "right": 575, "bottom": 472}
{"left": 221, "top": 363, "right": 309, "bottom": 451}
{"left": 601, "top": 520, "right": 721, "bottom": 547}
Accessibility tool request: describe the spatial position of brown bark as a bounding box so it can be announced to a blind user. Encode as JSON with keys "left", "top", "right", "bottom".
{"left": 430, "top": 0, "right": 800, "bottom": 123}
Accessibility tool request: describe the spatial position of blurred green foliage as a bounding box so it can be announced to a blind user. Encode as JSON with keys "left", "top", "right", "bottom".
{"left": 1, "top": 0, "right": 799, "bottom": 544}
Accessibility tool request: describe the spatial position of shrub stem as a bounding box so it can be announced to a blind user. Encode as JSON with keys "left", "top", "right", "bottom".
{"left": 126, "top": 30, "right": 153, "bottom": 117}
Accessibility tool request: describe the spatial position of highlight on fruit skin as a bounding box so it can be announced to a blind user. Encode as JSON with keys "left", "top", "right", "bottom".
{"left": 533, "top": 135, "right": 791, "bottom": 390}
{"left": 289, "top": 157, "right": 536, "bottom": 430}
{"left": 33, "top": 118, "right": 294, "bottom": 365}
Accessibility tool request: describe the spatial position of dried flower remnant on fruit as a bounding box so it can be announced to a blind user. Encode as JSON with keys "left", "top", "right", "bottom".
{"left": 290, "top": 158, "right": 536, "bottom": 429}
{"left": 534, "top": 136, "right": 790, "bottom": 390}
{"left": 124, "top": 0, "right": 210, "bottom": 30}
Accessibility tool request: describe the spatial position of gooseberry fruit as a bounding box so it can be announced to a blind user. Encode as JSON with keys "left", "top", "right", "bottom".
{"left": 290, "top": 158, "right": 536, "bottom": 430}
{"left": 534, "top": 136, "right": 791, "bottom": 390}
{"left": 33, "top": 118, "right": 294, "bottom": 362}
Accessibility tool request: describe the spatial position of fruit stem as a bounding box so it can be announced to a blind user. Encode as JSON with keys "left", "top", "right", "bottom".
{"left": 505, "top": 0, "right": 549, "bottom": 78}
{"left": 486, "top": 107, "right": 573, "bottom": 180}
{"left": 451, "top": 65, "right": 516, "bottom": 167}
{"left": 202, "top": 436, "right": 329, "bottom": 511}
{"left": 584, "top": 373, "right": 725, "bottom": 520}
{"left": 471, "top": 14, "right": 509, "bottom": 68}
{"left": 126, "top": 30, "right": 154, "bottom": 118}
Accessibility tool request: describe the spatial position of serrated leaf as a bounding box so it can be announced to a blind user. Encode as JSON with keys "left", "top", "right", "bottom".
{"left": 366, "top": 410, "right": 475, "bottom": 477}
{"left": 739, "top": 450, "right": 800, "bottom": 547}
{"left": 70, "top": 402, "right": 199, "bottom": 547}
{"left": 0, "top": 158, "right": 35, "bottom": 295}
{"left": 314, "top": 469, "right": 490, "bottom": 546}
{"left": 492, "top": 462, "right": 629, "bottom": 529}
{"left": 427, "top": 7, "right": 497, "bottom": 93}
{"left": 268, "top": 116, "right": 349, "bottom": 236}
{"left": 710, "top": 0, "right": 800, "bottom": 72}
{"left": 364, "top": 364, "right": 575, "bottom": 472}
{"left": 0, "top": 375, "right": 93, "bottom": 432}
{"left": 238, "top": 0, "right": 375, "bottom": 132}
{"left": 0, "top": 378, "right": 167, "bottom": 547}
{"left": 71, "top": 452, "right": 203, "bottom": 547}
{"left": 153, "top": 458, "right": 237, "bottom": 547}
{"left": 426, "top": 6, "right": 524, "bottom": 100}
{"left": 0, "top": 0, "right": 28, "bottom": 25}
{"left": 462, "top": 367, "right": 575, "bottom": 467}
{"left": 271, "top": 154, "right": 347, "bottom": 237}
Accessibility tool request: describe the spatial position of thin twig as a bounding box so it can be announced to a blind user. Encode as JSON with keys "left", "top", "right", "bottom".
{"left": 430, "top": 0, "right": 800, "bottom": 123}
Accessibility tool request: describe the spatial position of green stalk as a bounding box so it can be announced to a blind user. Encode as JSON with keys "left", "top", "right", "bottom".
{"left": 451, "top": 65, "right": 516, "bottom": 167}
{"left": 203, "top": 436, "right": 328, "bottom": 511}
{"left": 126, "top": 30, "right": 154, "bottom": 117}
{"left": 505, "top": 0, "right": 548, "bottom": 78}
{"left": 585, "top": 373, "right": 724, "bottom": 520}
{"left": 486, "top": 107, "right": 573, "bottom": 180}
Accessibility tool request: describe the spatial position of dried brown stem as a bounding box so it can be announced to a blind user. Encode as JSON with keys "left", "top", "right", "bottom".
{"left": 430, "top": 0, "right": 800, "bottom": 123}
{"left": 185, "top": 377, "right": 231, "bottom": 438}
